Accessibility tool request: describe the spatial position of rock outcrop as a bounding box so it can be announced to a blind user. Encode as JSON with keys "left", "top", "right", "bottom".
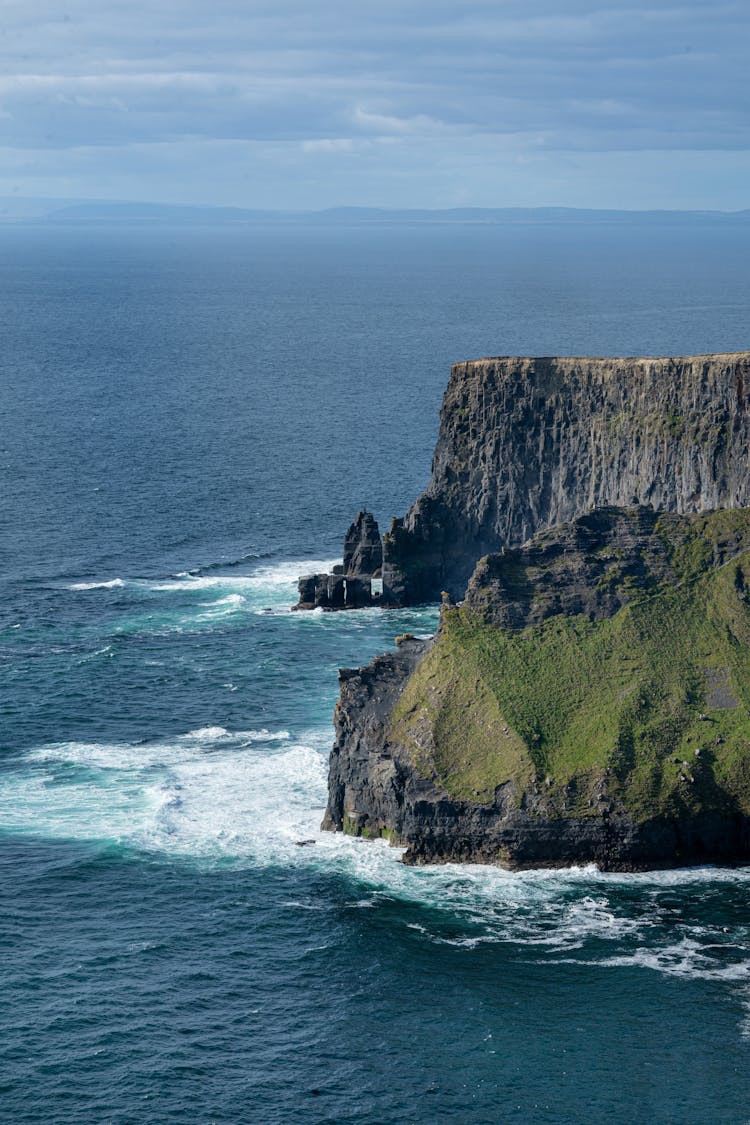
{"left": 343, "top": 510, "right": 382, "bottom": 576}
{"left": 382, "top": 353, "right": 750, "bottom": 603}
{"left": 323, "top": 507, "right": 750, "bottom": 869}
{"left": 295, "top": 510, "right": 387, "bottom": 610}
{"left": 463, "top": 504, "right": 750, "bottom": 629}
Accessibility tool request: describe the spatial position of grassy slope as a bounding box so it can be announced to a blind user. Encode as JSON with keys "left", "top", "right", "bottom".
{"left": 390, "top": 514, "right": 750, "bottom": 821}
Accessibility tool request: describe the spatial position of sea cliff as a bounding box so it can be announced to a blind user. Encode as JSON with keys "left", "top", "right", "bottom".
{"left": 320, "top": 350, "right": 750, "bottom": 869}
{"left": 384, "top": 352, "right": 750, "bottom": 603}
{"left": 324, "top": 506, "right": 750, "bottom": 869}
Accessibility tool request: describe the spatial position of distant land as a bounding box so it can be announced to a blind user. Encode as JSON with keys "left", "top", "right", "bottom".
{"left": 1, "top": 197, "right": 750, "bottom": 226}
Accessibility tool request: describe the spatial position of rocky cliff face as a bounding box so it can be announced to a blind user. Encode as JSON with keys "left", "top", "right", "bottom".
{"left": 343, "top": 511, "right": 382, "bottom": 577}
{"left": 324, "top": 507, "right": 750, "bottom": 869}
{"left": 384, "top": 353, "right": 750, "bottom": 602}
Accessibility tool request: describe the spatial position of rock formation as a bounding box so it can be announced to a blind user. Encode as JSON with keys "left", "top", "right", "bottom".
{"left": 343, "top": 510, "right": 382, "bottom": 576}
{"left": 381, "top": 352, "right": 750, "bottom": 603}
{"left": 295, "top": 511, "right": 386, "bottom": 610}
{"left": 324, "top": 507, "right": 750, "bottom": 869}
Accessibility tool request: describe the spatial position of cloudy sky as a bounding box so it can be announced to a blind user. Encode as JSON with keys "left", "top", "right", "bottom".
{"left": 0, "top": 1, "right": 747, "bottom": 210}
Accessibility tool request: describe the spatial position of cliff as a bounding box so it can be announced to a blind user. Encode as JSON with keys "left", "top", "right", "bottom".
{"left": 323, "top": 507, "right": 750, "bottom": 869}
{"left": 383, "top": 352, "right": 750, "bottom": 603}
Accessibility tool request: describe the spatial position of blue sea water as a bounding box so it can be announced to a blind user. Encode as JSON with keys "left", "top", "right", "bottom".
{"left": 2, "top": 219, "right": 750, "bottom": 1124}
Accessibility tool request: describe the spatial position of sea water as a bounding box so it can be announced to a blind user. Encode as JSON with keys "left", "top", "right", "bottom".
{"left": 2, "top": 220, "right": 750, "bottom": 1124}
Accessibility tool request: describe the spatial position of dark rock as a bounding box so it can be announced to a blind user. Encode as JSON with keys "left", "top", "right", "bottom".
{"left": 343, "top": 511, "right": 383, "bottom": 576}
{"left": 382, "top": 352, "right": 750, "bottom": 603}
{"left": 293, "top": 571, "right": 381, "bottom": 611}
{"left": 294, "top": 510, "right": 387, "bottom": 611}
{"left": 465, "top": 505, "right": 666, "bottom": 628}
{"left": 323, "top": 641, "right": 750, "bottom": 870}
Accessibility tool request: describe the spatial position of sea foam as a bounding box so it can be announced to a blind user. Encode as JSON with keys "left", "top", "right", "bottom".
{"left": 67, "top": 578, "right": 126, "bottom": 591}
{"left": 4, "top": 718, "right": 750, "bottom": 1051}
{"left": 8, "top": 723, "right": 750, "bottom": 981}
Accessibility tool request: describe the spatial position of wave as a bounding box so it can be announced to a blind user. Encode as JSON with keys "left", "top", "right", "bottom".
{"left": 59, "top": 558, "right": 359, "bottom": 638}
{"left": 59, "top": 558, "right": 438, "bottom": 642}
{"left": 181, "top": 726, "right": 290, "bottom": 742}
{"left": 25, "top": 726, "right": 293, "bottom": 770}
{"left": 5, "top": 720, "right": 750, "bottom": 1044}
{"left": 63, "top": 559, "right": 337, "bottom": 598}
{"left": 76, "top": 644, "right": 114, "bottom": 664}
{"left": 151, "top": 559, "right": 337, "bottom": 594}
{"left": 194, "top": 550, "right": 271, "bottom": 573}
{"left": 67, "top": 578, "right": 125, "bottom": 591}
{"left": 593, "top": 940, "right": 750, "bottom": 982}
{"left": 6, "top": 725, "right": 750, "bottom": 974}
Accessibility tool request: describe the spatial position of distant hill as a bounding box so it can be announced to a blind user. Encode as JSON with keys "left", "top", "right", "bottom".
{"left": 1, "top": 198, "right": 749, "bottom": 225}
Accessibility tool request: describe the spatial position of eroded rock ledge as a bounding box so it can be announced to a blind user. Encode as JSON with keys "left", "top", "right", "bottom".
{"left": 295, "top": 510, "right": 388, "bottom": 610}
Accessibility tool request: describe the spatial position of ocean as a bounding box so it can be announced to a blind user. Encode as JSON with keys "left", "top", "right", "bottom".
{"left": 2, "top": 218, "right": 750, "bottom": 1124}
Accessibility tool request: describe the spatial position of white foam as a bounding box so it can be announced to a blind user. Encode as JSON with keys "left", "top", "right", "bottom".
{"left": 152, "top": 559, "right": 337, "bottom": 594}
{"left": 25, "top": 727, "right": 292, "bottom": 770}
{"left": 139, "top": 741, "right": 328, "bottom": 861}
{"left": 208, "top": 594, "right": 245, "bottom": 606}
{"left": 76, "top": 645, "right": 113, "bottom": 664}
{"left": 182, "top": 725, "right": 233, "bottom": 742}
{"left": 68, "top": 578, "right": 125, "bottom": 591}
{"left": 595, "top": 939, "right": 750, "bottom": 982}
{"left": 8, "top": 724, "right": 750, "bottom": 984}
{"left": 65, "top": 559, "right": 438, "bottom": 642}
{"left": 181, "top": 726, "right": 290, "bottom": 743}
{"left": 194, "top": 593, "right": 247, "bottom": 621}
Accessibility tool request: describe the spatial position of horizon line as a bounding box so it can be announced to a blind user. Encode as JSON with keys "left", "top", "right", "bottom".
{"left": 1, "top": 196, "right": 750, "bottom": 222}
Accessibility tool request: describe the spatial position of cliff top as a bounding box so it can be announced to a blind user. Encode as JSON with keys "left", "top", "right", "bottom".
{"left": 451, "top": 351, "right": 750, "bottom": 376}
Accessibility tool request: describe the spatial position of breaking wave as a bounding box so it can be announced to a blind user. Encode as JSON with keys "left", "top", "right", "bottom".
{"left": 67, "top": 578, "right": 126, "bottom": 591}
{"left": 4, "top": 723, "right": 750, "bottom": 995}
{"left": 57, "top": 557, "right": 438, "bottom": 641}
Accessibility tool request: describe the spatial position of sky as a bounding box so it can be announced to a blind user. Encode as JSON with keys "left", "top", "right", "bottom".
{"left": 0, "top": 1, "right": 748, "bottom": 211}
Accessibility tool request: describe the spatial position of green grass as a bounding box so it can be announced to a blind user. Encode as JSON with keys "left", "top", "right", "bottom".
{"left": 389, "top": 526, "right": 750, "bottom": 820}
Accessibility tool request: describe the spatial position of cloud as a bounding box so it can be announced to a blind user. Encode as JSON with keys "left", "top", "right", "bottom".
{"left": 0, "top": 0, "right": 746, "bottom": 206}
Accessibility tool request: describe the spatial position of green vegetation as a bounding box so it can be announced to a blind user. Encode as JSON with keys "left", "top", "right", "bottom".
{"left": 391, "top": 634, "right": 534, "bottom": 802}
{"left": 342, "top": 814, "right": 401, "bottom": 844}
{"left": 603, "top": 408, "right": 690, "bottom": 442}
{"left": 389, "top": 513, "right": 750, "bottom": 821}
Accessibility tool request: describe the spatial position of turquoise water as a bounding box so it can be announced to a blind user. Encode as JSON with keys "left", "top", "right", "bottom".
{"left": 2, "top": 221, "right": 750, "bottom": 1123}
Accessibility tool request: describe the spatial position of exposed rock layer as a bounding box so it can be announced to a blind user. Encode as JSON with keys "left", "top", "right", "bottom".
{"left": 464, "top": 504, "right": 750, "bottom": 629}
{"left": 384, "top": 352, "right": 750, "bottom": 602}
